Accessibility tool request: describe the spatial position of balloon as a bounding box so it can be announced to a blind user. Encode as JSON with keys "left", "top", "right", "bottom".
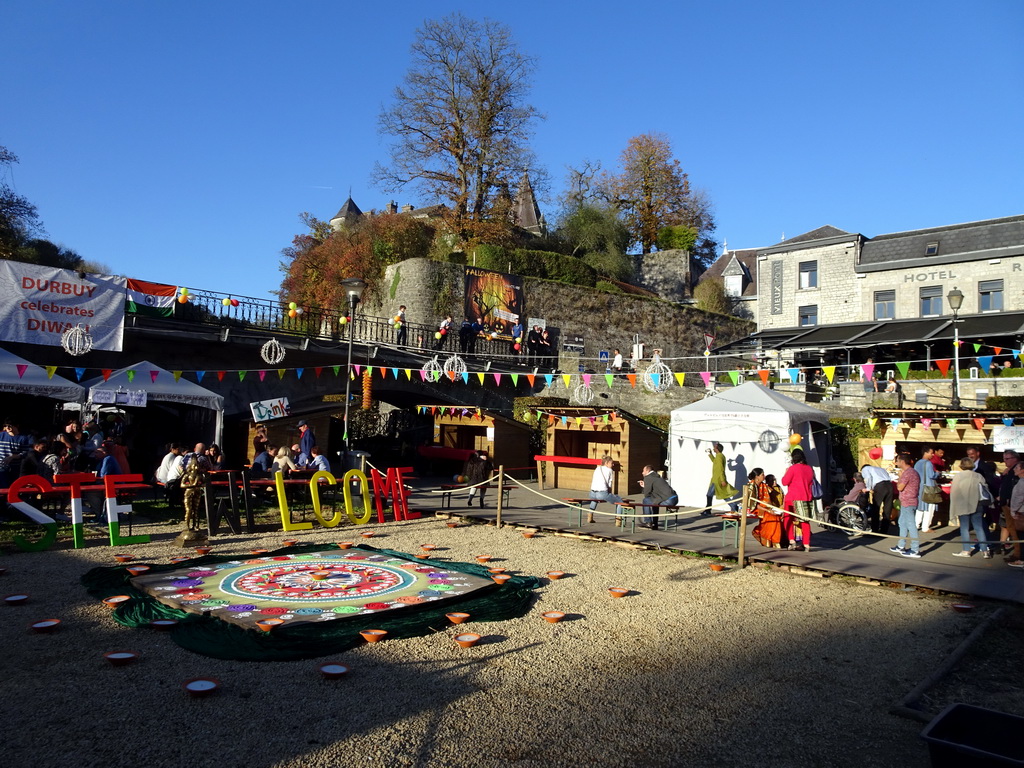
{"left": 459, "top": 475, "right": 467, "bottom": 484}
{"left": 514, "top": 343, "right": 521, "bottom": 351}
{"left": 393, "top": 322, "right": 401, "bottom": 329}
{"left": 289, "top": 302, "right": 297, "bottom": 310}
{"left": 222, "top": 298, "right": 231, "bottom": 306}
{"left": 440, "top": 328, "right": 447, "bottom": 335}
{"left": 435, "top": 332, "right": 442, "bottom": 340}
{"left": 339, "top": 316, "right": 348, "bottom": 325}
{"left": 789, "top": 433, "right": 802, "bottom": 446}
{"left": 295, "top": 308, "right": 303, "bottom": 315}
{"left": 868, "top": 447, "right": 883, "bottom": 460}
{"left": 180, "top": 288, "right": 189, "bottom": 296}
{"left": 288, "top": 309, "right": 297, "bottom": 318}
{"left": 515, "top": 336, "right": 522, "bottom": 343}
{"left": 491, "top": 331, "right": 498, "bottom": 338}
{"left": 394, "top": 315, "right": 401, "bottom": 323}
{"left": 230, "top": 298, "right": 239, "bottom": 307}
{"left": 177, "top": 295, "right": 189, "bottom": 304}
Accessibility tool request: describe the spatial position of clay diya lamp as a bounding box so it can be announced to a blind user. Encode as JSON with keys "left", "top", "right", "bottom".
{"left": 4, "top": 594, "right": 29, "bottom": 606}
{"left": 360, "top": 531, "right": 375, "bottom": 539}
{"left": 319, "top": 663, "right": 349, "bottom": 679}
{"left": 337, "top": 542, "right": 354, "bottom": 549}
{"left": 446, "top": 521, "right": 459, "bottom": 529}
{"left": 250, "top": 549, "right": 268, "bottom": 555}
{"left": 309, "top": 570, "right": 332, "bottom": 581}
{"left": 113, "top": 554, "right": 134, "bottom": 563}
{"left": 195, "top": 546, "right": 212, "bottom": 555}
{"left": 414, "top": 553, "right": 431, "bottom": 559}
{"left": 522, "top": 530, "right": 537, "bottom": 539}
{"left": 421, "top": 544, "right": 437, "bottom": 552}
{"left": 454, "top": 632, "right": 481, "bottom": 648}
{"left": 709, "top": 563, "right": 726, "bottom": 572}
{"left": 104, "top": 651, "right": 138, "bottom": 667}
{"left": 183, "top": 678, "right": 220, "bottom": 698}
{"left": 282, "top": 539, "right": 298, "bottom": 547}
{"left": 546, "top": 571, "right": 565, "bottom": 581}
{"left": 30, "top": 619, "right": 61, "bottom": 633}
{"left": 608, "top": 587, "right": 629, "bottom": 599}
{"left": 169, "top": 557, "right": 190, "bottom": 564}
{"left": 487, "top": 567, "right": 506, "bottom": 574}
{"left": 475, "top": 555, "right": 491, "bottom": 564}
{"left": 102, "top": 595, "right": 131, "bottom": 609}
{"left": 492, "top": 574, "right": 512, "bottom": 586}
{"left": 446, "top": 612, "right": 470, "bottom": 625}
{"left": 541, "top": 611, "right": 565, "bottom": 624}
{"left": 126, "top": 565, "right": 150, "bottom": 577}
{"left": 359, "top": 629, "right": 387, "bottom": 643}
{"left": 951, "top": 603, "right": 975, "bottom": 613}
{"left": 150, "top": 619, "right": 179, "bottom": 631}
{"left": 255, "top": 618, "right": 285, "bottom": 631}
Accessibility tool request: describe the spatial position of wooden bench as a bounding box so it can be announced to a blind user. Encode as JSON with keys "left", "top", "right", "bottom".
{"left": 616, "top": 501, "right": 683, "bottom": 533}
{"left": 562, "top": 497, "right": 633, "bottom": 528}
{"left": 440, "top": 483, "right": 513, "bottom": 509}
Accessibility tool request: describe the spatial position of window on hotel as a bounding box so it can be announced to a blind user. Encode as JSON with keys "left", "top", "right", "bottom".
{"left": 798, "top": 305, "right": 818, "bottom": 327}
{"left": 799, "top": 261, "right": 818, "bottom": 289}
{"left": 920, "top": 286, "right": 942, "bottom": 317}
{"left": 979, "top": 280, "right": 1004, "bottom": 312}
{"left": 874, "top": 290, "right": 895, "bottom": 320}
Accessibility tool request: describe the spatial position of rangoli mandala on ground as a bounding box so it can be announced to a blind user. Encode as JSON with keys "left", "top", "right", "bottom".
{"left": 130, "top": 551, "right": 494, "bottom": 630}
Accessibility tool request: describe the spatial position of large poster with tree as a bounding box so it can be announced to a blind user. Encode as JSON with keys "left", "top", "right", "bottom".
{"left": 464, "top": 266, "right": 525, "bottom": 339}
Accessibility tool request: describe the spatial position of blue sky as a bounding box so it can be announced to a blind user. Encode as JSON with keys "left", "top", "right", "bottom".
{"left": 4, "top": 0, "right": 1022, "bottom": 301}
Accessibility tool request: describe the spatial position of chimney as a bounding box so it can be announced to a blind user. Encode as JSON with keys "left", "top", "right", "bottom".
{"left": 387, "top": 200, "right": 397, "bottom": 214}
{"left": 401, "top": 204, "right": 415, "bottom": 213}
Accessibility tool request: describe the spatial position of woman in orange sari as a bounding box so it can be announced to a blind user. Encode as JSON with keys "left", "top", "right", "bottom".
{"left": 748, "top": 468, "right": 785, "bottom": 548}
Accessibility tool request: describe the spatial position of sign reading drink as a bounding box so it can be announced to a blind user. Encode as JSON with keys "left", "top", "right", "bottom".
{"left": 250, "top": 397, "right": 291, "bottom": 422}
{"left": 0, "top": 261, "right": 126, "bottom": 351}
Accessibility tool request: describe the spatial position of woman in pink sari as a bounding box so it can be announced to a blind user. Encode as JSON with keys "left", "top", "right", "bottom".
{"left": 782, "top": 448, "right": 816, "bottom": 552}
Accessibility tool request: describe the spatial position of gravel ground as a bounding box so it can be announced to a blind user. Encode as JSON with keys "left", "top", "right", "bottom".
{"left": 0, "top": 516, "right": 996, "bottom": 768}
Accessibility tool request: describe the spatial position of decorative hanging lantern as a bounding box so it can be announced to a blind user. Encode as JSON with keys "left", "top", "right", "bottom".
{"left": 421, "top": 357, "right": 443, "bottom": 383}
{"left": 261, "top": 338, "right": 286, "bottom": 365}
{"left": 572, "top": 381, "right": 595, "bottom": 405}
{"left": 442, "top": 354, "right": 467, "bottom": 378}
{"left": 362, "top": 369, "right": 372, "bottom": 410}
{"left": 61, "top": 324, "right": 94, "bottom": 356}
{"left": 641, "top": 359, "right": 673, "bottom": 393}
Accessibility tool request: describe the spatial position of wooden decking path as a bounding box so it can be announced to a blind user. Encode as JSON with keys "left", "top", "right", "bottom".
{"left": 419, "top": 480, "right": 1024, "bottom": 604}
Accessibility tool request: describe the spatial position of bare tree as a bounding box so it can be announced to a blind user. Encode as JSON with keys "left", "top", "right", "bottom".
{"left": 375, "top": 13, "right": 542, "bottom": 244}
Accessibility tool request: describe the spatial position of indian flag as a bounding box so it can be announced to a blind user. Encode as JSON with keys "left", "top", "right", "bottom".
{"left": 126, "top": 278, "right": 176, "bottom": 317}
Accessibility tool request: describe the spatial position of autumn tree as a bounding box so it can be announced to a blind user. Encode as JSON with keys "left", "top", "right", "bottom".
{"left": 601, "top": 133, "right": 716, "bottom": 263}
{"left": 0, "top": 146, "right": 43, "bottom": 259}
{"left": 375, "top": 13, "right": 542, "bottom": 245}
{"left": 693, "top": 277, "right": 730, "bottom": 315}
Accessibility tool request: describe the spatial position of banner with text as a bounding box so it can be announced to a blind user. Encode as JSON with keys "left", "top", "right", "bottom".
{"left": 464, "top": 266, "right": 525, "bottom": 339}
{"left": 0, "top": 262, "right": 126, "bottom": 351}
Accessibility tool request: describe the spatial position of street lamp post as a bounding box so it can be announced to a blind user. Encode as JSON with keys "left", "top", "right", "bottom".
{"left": 948, "top": 287, "right": 964, "bottom": 411}
{"left": 341, "top": 277, "right": 367, "bottom": 458}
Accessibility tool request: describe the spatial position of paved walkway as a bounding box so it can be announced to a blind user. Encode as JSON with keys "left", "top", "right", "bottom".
{"left": 417, "top": 479, "right": 1024, "bottom": 604}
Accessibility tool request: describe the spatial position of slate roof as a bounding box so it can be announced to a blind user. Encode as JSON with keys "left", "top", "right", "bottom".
{"left": 859, "top": 214, "right": 1024, "bottom": 266}
{"left": 699, "top": 248, "right": 759, "bottom": 297}
{"left": 330, "top": 197, "right": 363, "bottom": 226}
{"left": 779, "top": 225, "right": 852, "bottom": 245}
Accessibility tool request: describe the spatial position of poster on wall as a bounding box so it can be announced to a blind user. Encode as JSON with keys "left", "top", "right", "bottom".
{"left": 0, "top": 262, "right": 126, "bottom": 351}
{"left": 464, "top": 266, "right": 525, "bottom": 339}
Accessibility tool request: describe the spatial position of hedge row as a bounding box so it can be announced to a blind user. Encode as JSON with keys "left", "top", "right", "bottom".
{"left": 474, "top": 246, "right": 597, "bottom": 287}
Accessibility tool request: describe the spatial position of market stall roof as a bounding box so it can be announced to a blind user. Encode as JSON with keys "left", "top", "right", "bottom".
{"left": 81, "top": 360, "right": 224, "bottom": 410}
{"left": 0, "top": 346, "right": 85, "bottom": 401}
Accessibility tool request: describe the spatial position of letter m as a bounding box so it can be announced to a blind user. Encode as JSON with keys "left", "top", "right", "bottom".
{"left": 369, "top": 466, "right": 418, "bottom": 522}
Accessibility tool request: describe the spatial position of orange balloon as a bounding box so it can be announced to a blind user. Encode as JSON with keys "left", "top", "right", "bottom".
{"left": 288, "top": 309, "right": 297, "bottom": 318}
{"left": 789, "top": 433, "right": 802, "bottom": 446}
{"left": 177, "top": 295, "right": 189, "bottom": 304}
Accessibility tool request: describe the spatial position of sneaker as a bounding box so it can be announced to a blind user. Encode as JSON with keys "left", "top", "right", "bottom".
{"left": 902, "top": 550, "right": 922, "bottom": 559}
{"left": 952, "top": 551, "right": 973, "bottom": 558}
{"left": 983, "top": 551, "right": 993, "bottom": 559}
{"left": 889, "top": 546, "right": 904, "bottom": 554}
{"left": 1008, "top": 561, "right": 1024, "bottom": 568}
{"left": 922, "top": 527, "right": 931, "bottom": 533}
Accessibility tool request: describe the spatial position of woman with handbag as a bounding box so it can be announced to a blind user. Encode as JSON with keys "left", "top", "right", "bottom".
{"left": 915, "top": 447, "right": 940, "bottom": 532}
{"left": 781, "top": 448, "right": 816, "bottom": 552}
{"left": 950, "top": 457, "right": 991, "bottom": 558}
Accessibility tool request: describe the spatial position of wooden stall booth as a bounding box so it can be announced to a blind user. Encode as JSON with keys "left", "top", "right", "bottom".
{"left": 537, "top": 407, "right": 665, "bottom": 493}
{"left": 418, "top": 405, "right": 533, "bottom": 473}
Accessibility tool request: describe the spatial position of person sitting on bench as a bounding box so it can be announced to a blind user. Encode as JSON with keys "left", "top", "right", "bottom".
{"left": 637, "top": 465, "right": 678, "bottom": 530}
{"left": 587, "top": 455, "right": 622, "bottom": 523}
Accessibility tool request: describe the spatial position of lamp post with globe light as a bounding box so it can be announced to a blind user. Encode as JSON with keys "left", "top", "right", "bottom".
{"left": 341, "top": 277, "right": 367, "bottom": 456}
{"left": 947, "top": 287, "right": 964, "bottom": 410}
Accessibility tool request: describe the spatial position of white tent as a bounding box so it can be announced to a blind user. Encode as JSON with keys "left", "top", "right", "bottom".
{"left": 0, "top": 345, "right": 85, "bottom": 401}
{"left": 81, "top": 360, "right": 224, "bottom": 444}
{"left": 668, "top": 383, "right": 831, "bottom": 509}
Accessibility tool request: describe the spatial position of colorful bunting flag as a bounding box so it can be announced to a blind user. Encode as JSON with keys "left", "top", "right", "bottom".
{"left": 727, "top": 371, "right": 739, "bottom": 386}
{"left": 699, "top": 371, "right": 711, "bottom": 387}
{"left": 258, "top": 371, "right": 266, "bottom": 382}
{"left": 102, "top": 369, "right": 112, "bottom": 382}
{"left": 217, "top": 371, "right": 226, "bottom": 382}
{"left": 527, "top": 374, "right": 536, "bottom": 387}
{"left": 149, "top": 370, "right": 159, "bottom": 383}
{"left": 973, "top": 343, "right": 981, "bottom": 353}
{"left": 461, "top": 372, "right": 468, "bottom": 384}
{"left": 973, "top": 418, "right": 985, "bottom": 430}
{"left": 978, "top": 355, "right": 993, "bottom": 373}
{"left": 332, "top": 366, "right": 340, "bottom": 376}
{"left": 314, "top": 367, "right": 322, "bottom": 378}
{"left": 277, "top": 369, "right": 286, "bottom": 379}
{"left": 75, "top": 367, "right": 85, "bottom": 381}
{"left": 173, "top": 370, "right": 182, "bottom": 382}
{"left": 605, "top": 373, "right": 614, "bottom": 388}
{"left": 757, "top": 369, "right": 769, "bottom": 385}
{"left": 477, "top": 372, "right": 485, "bottom": 385}
{"left": 45, "top": 366, "right": 57, "bottom": 380}
{"left": 195, "top": 371, "right": 205, "bottom": 383}
{"left": 296, "top": 368, "right": 304, "bottom": 379}
{"left": 675, "top": 372, "right": 686, "bottom": 387}
{"left": 945, "top": 418, "right": 957, "bottom": 429}
{"left": 15, "top": 364, "right": 27, "bottom": 379}
{"left": 786, "top": 368, "right": 799, "bottom": 384}
{"left": 511, "top": 373, "right": 519, "bottom": 386}
{"left": 238, "top": 371, "right": 246, "bottom": 381}
{"left": 1003, "top": 417, "right": 1015, "bottom": 426}
{"left": 861, "top": 363, "right": 875, "bottom": 381}
{"left": 626, "top": 373, "right": 636, "bottom": 388}
{"left": 823, "top": 366, "right": 835, "bottom": 384}
{"left": 126, "top": 370, "right": 136, "bottom": 383}
{"left": 868, "top": 418, "right": 878, "bottom": 429}
{"left": 895, "top": 361, "right": 910, "bottom": 379}
{"left": 935, "top": 359, "right": 950, "bottom": 377}
{"left": 493, "top": 373, "right": 502, "bottom": 386}
{"left": 544, "top": 374, "right": 553, "bottom": 388}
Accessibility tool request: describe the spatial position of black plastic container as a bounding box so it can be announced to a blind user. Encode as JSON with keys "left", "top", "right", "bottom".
{"left": 921, "top": 703, "right": 1024, "bottom": 767}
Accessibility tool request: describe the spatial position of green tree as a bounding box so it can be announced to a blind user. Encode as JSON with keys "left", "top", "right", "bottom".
{"left": 375, "top": 13, "right": 542, "bottom": 245}
{"left": 693, "top": 277, "right": 729, "bottom": 315}
{"left": 0, "top": 146, "right": 44, "bottom": 258}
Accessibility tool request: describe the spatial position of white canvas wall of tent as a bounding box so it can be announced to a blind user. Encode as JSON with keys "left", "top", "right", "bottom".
{"left": 668, "top": 383, "right": 831, "bottom": 510}
{"left": 0, "top": 345, "right": 84, "bottom": 401}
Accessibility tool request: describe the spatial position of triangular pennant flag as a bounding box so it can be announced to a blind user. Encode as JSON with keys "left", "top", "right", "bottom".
{"left": 675, "top": 372, "right": 685, "bottom": 387}
{"left": 861, "top": 363, "right": 875, "bottom": 381}
{"left": 432, "top": 370, "right": 440, "bottom": 382}
{"left": 429, "top": 406, "right": 436, "bottom": 416}
{"left": 296, "top": 368, "right": 304, "bottom": 379}
{"left": 973, "top": 418, "right": 985, "bottom": 430}
{"left": 405, "top": 368, "right": 412, "bottom": 380}
{"left": 419, "top": 369, "right": 427, "bottom": 382}
{"left": 1016, "top": 350, "right": 1022, "bottom": 360}
{"left": 562, "top": 374, "right": 571, "bottom": 389}
{"left": 605, "top": 373, "right": 614, "bottom": 388}
{"left": 314, "top": 367, "right": 322, "bottom": 378}
{"left": 15, "top": 364, "right": 27, "bottom": 379}
{"left": 935, "top": 359, "right": 951, "bottom": 377}
{"left": 75, "top": 367, "right": 86, "bottom": 381}
{"left": 589, "top": 416, "right": 596, "bottom": 425}
{"left": 126, "top": 370, "right": 136, "bottom": 383}
{"left": 102, "top": 369, "right": 112, "bottom": 382}
{"left": 582, "top": 373, "right": 591, "bottom": 387}
{"left": 195, "top": 371, "right": 205, "bottom": 383}
{"left": 823, "top": 366, "right": 835, "bottom": 384}
{"left": 173, "top": 370, "right": 182, "bottom": 382}
{"left": 561, "top": 416, "right": 568, "bottom": 425}
{"left": 217, "top": 371, "right": 225, "bottom": 382}
{"left": 576, "top": 417, "right": 582, "bottom": 427}
{"left": 354, "top": 365, "right": 361, "bottom": 376}
{"left": 895, "top": 361, "right": 910, "bottom": 379}
{"left": 995, "top": 347, "right": 1003, "bottom": 356}
{"left": 920, "top": 418, "right": 932, "bottom": 429}
{"left": 277, "top": 369, "right": 286, "bottom": 379}
{"left": 699, "top": 371, "right": 711, "bottom": 387}
{"left": 477, "top": 372, "right": 485, "bottom": 385}
{"left": 868, "top": 418, "right": 878, "bottom": 429}
{"left": 392, "top": 368, "right": 399, "bottom": 379}
{"left": 461, "top": 371, "right": 468, "bottom": 384}
{"left": 1004, "top": 417, "right": 1015, "bottom": 427}
{"left": 511, "top": 373, "right": 519, "bottom": 386}
{"left": 609, "top": 412, "right": 616, "bottom": 421}
{"left": 238, "top": 371, "right": 246, "bottom": 382}
{"left": 365, "top": 366, "right": 373, "bottom": 376}
{"left": 973, "top": 344, "right": 981, "bottom": 353}
{"left": 946, "top": 418, "right": 957, "bottom": 429}
{"left": 379, "top": 367, "right": 387, "bottom": 379}
{"left": 757, "top": 369, "right": 769, "bottom": 385}
{"left": 603, "top": 414, "right": 609, "bottom": 423}
{"left": 548, "top": 415, "right": 556, "bottom": 426}
{"left": 447, "top": 370, "right": 456, "bottom": 382}
{"left": 626, "top": 373, "right": 636, "bottom": 388}
{"left": 650, "top": 372, "right": 660, "bottom": 389}
{"left": 727, "top": 370, "right": 739, "bottom": 386}
{"left": 493, "top": 373, "right": 502, "bottom": 386}
{"left": 258, "top": 370, "right": 267, "bottom": 382}
{"left": 527, "top": 374, "right": 536, "bottom": 387}
{"left": 890, "top": 418, "right": 901, "bottom": 428}
{"left": 45, "top": 365, "right": 57, "bottom": 379}
{"left": 978, "top": 355, "right": 993, "bottom": 373}
{"left": 332, "top": 365, "right": 340, "bottom": 376}
{"left": 786, "top": 368, "right": 799, "bottom": 384}
{"left": 544, "top": 374, "right": 553, "bottom": 387}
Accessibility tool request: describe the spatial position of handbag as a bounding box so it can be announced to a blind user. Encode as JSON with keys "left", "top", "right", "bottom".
{"left": 810, "top": 477, "right": 823, "bottom": 500}
{"left": 922, "top": 485, "right": 943, "bottom": 505}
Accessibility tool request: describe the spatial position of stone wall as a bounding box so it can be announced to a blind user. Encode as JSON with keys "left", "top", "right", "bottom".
{"left": 632, "top": 249, "right": 691, "bottom": 302}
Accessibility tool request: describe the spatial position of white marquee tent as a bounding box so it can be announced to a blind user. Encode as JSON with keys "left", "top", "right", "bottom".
{"left": 0, "top": 345, "right": 85, "bottom": 401}
{"left": 81, "top": 361, "right": 224, "bottom": 444}
{"left": 668, "top": 383, "right": 831, "bottom": 509}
